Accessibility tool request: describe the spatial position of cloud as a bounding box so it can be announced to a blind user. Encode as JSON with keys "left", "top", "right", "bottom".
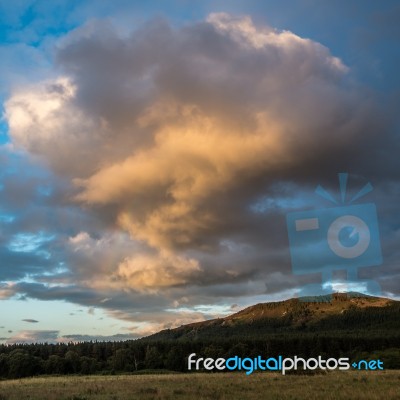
{"left": 57, "top": 333, "right": 140, "bottom": 343}
{"left": 5, "top": 329, "right": 139, "bottom": 344}
{"left": 108, "top": 308, "right": 209, "bottom": 337}
{"left": 115, "top": 252, "right": 201, "bottom": 290}
{"left": 21, "top": 319, "right": 39, "bottom": 323}
{"left": 6, "top": 14, "right": 383, "bottom": 249}
{"left": 2, "top": 12, "right": 399, "bottom": 334}
{"left": 0, "top": 283, "right": 16, "bottom": 299}
{"left": 0, "top": 148, "right": 103, "bottom": 285}
{"left": 6, "top": 330, "right": 59, "bottom": 344}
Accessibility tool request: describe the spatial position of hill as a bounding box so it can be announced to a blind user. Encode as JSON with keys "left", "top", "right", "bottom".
{"left": 145, "top": 292, "right": 400, "bottom": 341}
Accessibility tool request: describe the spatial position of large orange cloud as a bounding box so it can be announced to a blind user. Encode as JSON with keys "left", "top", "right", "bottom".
{"left": 4, "top": 13, "right": 384, "bottom": 292}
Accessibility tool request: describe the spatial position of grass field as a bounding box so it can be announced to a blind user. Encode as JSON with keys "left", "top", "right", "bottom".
{"left": 0, "top": 371, "right": 399, "bottom": 400}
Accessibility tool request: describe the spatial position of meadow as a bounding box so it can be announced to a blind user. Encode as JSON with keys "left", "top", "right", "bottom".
{"left": 0, "top": 371, "right": 399, "bottom": 400}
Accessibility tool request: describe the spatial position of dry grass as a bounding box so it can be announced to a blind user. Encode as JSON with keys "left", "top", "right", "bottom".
{"left": 0, "top": 371, "right": 399, "bottom": 400}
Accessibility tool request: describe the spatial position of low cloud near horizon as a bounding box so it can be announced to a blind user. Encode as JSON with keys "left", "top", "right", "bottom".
{"left": 4, "top": 330, "right": 139, "bottom": 345}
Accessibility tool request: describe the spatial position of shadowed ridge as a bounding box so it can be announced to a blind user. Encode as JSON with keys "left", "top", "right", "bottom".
{"left": 144, "top": 292, "right": 399, "bottom": 341}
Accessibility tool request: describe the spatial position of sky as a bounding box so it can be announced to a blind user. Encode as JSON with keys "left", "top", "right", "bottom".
{"left": 1, "top": 0, "right": 400, "bottom": 344}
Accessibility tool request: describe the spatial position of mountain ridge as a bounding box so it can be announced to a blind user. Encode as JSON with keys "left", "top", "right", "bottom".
{"left": 144, "top": 292, "right": 400, "bottom": 341}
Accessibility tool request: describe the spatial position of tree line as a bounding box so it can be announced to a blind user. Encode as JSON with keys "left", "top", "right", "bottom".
{"left": 0, "top": 332, "right": 399, "bottom": 379}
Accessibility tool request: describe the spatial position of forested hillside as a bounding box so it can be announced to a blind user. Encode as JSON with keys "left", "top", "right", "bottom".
{"left": 1, "top": 293, "right": 399, "bottom": 378}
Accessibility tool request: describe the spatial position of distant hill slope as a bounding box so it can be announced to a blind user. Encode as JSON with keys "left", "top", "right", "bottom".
{"left": 145, "top": 292, "right": 400, "bottom": 341}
